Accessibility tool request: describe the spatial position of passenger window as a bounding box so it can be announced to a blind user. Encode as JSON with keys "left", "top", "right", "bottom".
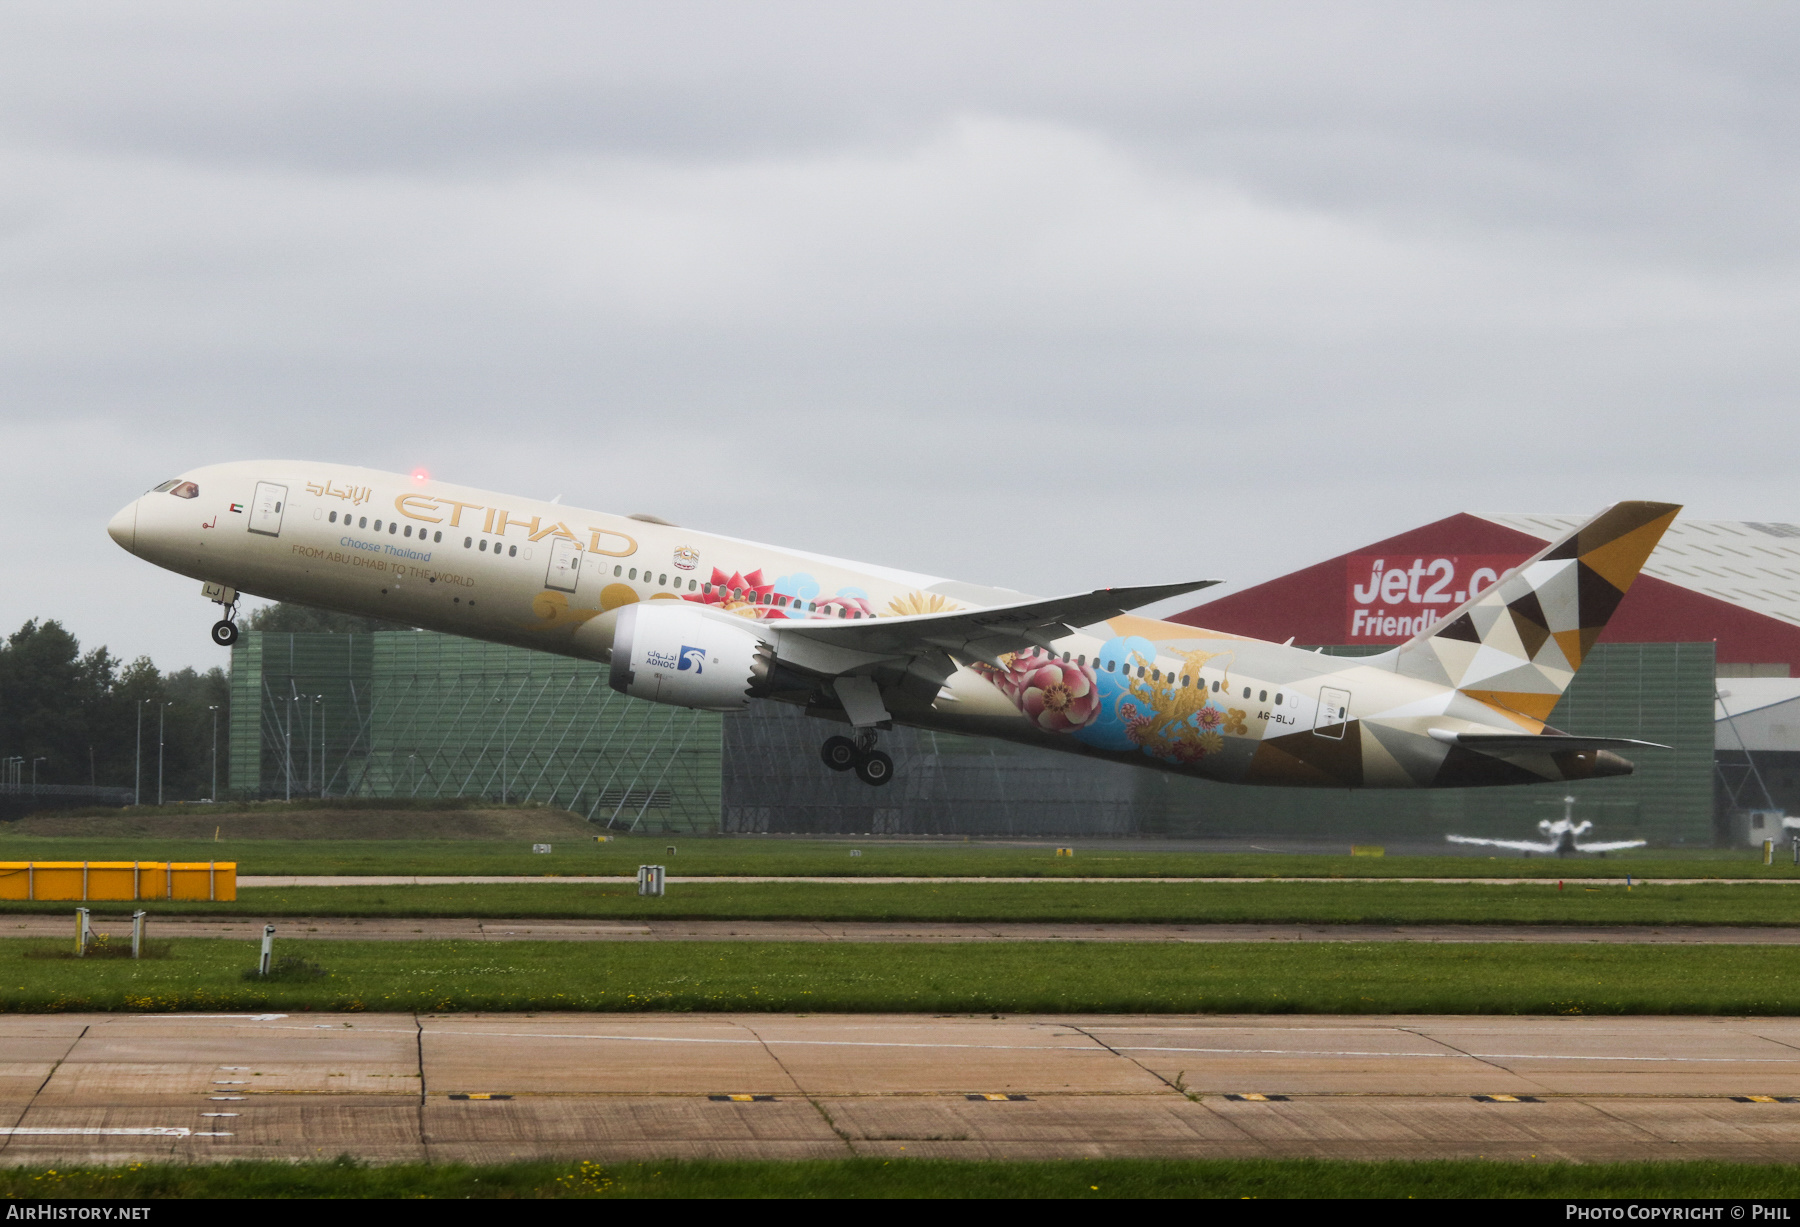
{"left": 1105, "top": 660, "right": 1115, "bottom": 672}
{"left": 359, "top": 517, "right": 368, "bottom": 529}
{"left": 329, "top": 511, "right": 337, "bottom": 523}
{"left": 1275, "top": 693, "right": 1283, "bottom": 706}
{"left": 1243, "top": 687, "right": 1251, "bottom": 699}
{"left": 618, "top": 566, "right": 625, "bottom": 578}
{"left": 479, "top": 540, "right": 488, "bottom": 552}
{"left": 689, "top": 579, "right": 697, "bottom": 591}
{"left": 374, "top": 520, "right": 382, "bottom": 531}
{"left": 807, "top": 601, "right": 816, "bottom": 611}
{"left": 1181, "top": 676, "right": 1190, "bottom": 687}
{"left": 404, "top": 524, "right": 412, "bottom": 537}
{"left": 1259, "top": 690, "right": 1267, "bottom": 702}
{"left": 170, "top": 482, "right": 199, "bottom": 499}
{"left": 629, "top": 568, "right": 637, "bottom": 580}
{"left": 659, "top": 574, "right": 667, "bottom": 585}
{"left": 1138, "top": 667, "right": 1145, "bottom": 678}
{"left": 464, "top": 536, "right": 472, "bottom": 547}
{"left": 508, "top": 545, "right": 517, "bottom": 557}
{"left": 433, "top": 531, "right": 442, "bottom": 543}
{"left": 389, "top": 522, "right": 397, "bottom": 534}
{"left": 1212, "top": 680, "right": 1220, "bottom": 693}
{"left": 1077, "top": 655, "right": 1086, "bottom": 666}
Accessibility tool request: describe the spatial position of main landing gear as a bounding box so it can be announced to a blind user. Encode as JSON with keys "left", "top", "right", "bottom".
{"left": 820, "top": 729, "right": 894, "bottom": 787}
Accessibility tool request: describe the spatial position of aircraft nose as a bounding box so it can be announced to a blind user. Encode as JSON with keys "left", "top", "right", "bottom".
{"left": 107, "top": 500, "right": 137, "bottom": 553}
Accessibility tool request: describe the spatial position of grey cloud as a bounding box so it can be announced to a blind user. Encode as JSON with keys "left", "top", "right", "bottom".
{"left": 3, "top": 1, "right": 1799, "bottom": 671}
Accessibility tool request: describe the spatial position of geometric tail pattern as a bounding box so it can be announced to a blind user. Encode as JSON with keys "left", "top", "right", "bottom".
{"left": 1393, "top": 501, "right": 1681, "bottom": 731}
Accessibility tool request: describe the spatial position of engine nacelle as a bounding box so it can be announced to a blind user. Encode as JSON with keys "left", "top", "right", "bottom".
{"left": 607, "top": 602, "right": 767, "bottom": 712}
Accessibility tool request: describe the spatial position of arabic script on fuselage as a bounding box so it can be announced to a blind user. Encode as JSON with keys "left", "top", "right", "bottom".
{"left": 306, "top": 479, "right": 373, "bottom": 506}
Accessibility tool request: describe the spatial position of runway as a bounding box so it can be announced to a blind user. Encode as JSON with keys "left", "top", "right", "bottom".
{"left": 5, "top": 1013, "right": 1800, "bottom": 1165}
{"left": 7, "top": 915, "right": 1800, "bottom": 944}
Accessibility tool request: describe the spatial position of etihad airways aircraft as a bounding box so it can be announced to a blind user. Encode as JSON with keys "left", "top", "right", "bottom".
{"left": 108, "top": 462, "right": 1676, "bottom": 789}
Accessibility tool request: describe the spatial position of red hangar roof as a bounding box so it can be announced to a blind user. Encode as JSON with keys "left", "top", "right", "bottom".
{"left": 1170, "top": 513, "right": 1800, "bottom": 676}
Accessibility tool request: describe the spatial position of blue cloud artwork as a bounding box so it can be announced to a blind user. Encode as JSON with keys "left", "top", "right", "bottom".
{"left": 1072, "top": 634, "right": 1156, "bottom": 753}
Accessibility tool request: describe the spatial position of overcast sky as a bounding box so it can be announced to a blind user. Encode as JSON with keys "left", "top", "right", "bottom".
{"left": 4, "top": 2, "right": 1797, "bottom": 672}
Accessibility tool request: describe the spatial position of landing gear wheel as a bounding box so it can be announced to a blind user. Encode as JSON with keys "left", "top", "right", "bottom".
{"left": 854, "top": 750, "right": 894, "bottom": 787}
{"left": 820, "top": 736, "right": 859, "bottom": 772}
{"left": 210, "top": 619, "right": 239, "bottom": 647}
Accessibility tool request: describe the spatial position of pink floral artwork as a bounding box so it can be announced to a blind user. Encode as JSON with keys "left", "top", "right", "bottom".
{"left": 976, "top": 650, "right": 1102, "bottom": 733}
{"left": 684, "top": 567, "right": 789, "bottom": 619}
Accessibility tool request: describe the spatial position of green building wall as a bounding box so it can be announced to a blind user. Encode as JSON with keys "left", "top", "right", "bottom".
{"left": 231, "top": 633, "right": 1716, "bottom": 845}
{"left": 227, "top": 630, "right": 722, "bottom": 832}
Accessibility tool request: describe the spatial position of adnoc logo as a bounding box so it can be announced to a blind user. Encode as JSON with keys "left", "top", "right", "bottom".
{"left": 678, "top": 646, "right": 706, "bottom": 673}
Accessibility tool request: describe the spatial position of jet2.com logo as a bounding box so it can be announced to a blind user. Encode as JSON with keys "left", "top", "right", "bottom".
{"left": 678, "top": 646, "right": 706, "bottom": 673}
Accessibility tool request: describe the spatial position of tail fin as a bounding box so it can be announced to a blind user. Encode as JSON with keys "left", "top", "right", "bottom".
{"left": 1393, "top": 501, "right": 1680, "bottom": 730}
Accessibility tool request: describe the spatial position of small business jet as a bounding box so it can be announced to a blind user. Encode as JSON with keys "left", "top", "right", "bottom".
{"left": 108, "top": 463, "right": 1674, "bottom": 789}
{"left": 1447, "top": 799, "right": 1648, "bottom": 856}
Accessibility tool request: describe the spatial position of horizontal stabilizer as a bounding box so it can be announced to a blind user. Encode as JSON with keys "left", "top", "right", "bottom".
{"left": 1429, "top": 729, "right": 1670, "bottom": 756}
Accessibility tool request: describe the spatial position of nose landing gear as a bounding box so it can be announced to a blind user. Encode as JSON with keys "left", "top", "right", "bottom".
{"left": 819, "top": 729, "right": 894, "bottom": 787}
{"left": 203, "top": 582, "right": 240, "bottom": 647}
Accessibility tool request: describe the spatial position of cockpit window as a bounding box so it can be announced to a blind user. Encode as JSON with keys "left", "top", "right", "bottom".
{"left": 169, "top": 482, "right": 199, "bottom": 499}
{"left": 152, "top": 480, "right": 180, "bottom": 492}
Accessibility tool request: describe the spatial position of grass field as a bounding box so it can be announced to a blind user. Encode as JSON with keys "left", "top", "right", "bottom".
{"left": 5, "top": 879, "right": 1798, "bottom": 925}
{"left": 1, "top": 832, "right": 1790, "bottom": 879}
{"left": 6, "top": 1156, "right": 1799, "bottom": 1199}
{"left": 7, "top": 936, "right": 1800, "bottom": 1014}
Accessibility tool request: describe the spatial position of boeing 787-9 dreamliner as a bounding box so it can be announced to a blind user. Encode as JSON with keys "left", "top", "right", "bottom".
{"left": 108, "top": 463, "right": 1676, "bottom": 789}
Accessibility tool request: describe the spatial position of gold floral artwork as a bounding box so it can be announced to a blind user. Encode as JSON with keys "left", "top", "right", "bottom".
{"left": 526, "top": 590, "right": 606, "bottom": 631}
{"left": 887, "top": 591, "right": 962, "bottom": 617}
{"left": 1118, "top": 647, "right": 1231, "bottom": 763}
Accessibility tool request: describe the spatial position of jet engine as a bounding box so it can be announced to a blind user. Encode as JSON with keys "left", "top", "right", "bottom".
{"left": 607, "top": 602, "right": 769, "bottom": 712}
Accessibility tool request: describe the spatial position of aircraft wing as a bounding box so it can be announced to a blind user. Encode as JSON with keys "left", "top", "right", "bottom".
{"left": 1429, "top": 731, "right": 1671, "bottom": 757}
{"left": 1574, "top": 840, "right": 1649, "bottom": 853}
{"left": 768, "top": 581, "right": 1222, "bottom": 670}
{"left": 1445, "top": 834, "right": 1557, "bottom": 853}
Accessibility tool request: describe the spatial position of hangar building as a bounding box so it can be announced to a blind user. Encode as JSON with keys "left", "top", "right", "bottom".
{"left": 1166, "top": 512, "right": 1800, "bottom": 846}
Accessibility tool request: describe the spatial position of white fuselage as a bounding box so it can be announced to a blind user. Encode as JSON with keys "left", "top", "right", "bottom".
{"left": 107, "top": 460, "right": 1616, "bottom": 790}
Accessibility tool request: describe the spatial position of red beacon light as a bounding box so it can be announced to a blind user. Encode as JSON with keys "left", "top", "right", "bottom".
{"left": 410, "top": 468, "right": 430, "bottom": 483}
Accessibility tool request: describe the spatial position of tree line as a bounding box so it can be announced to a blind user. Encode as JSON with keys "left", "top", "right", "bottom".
{"left": 0, "top": 604, "right": 409, "bottom": 803}
{"left": 0, "top": 619, "right": 228, "bottom": 801}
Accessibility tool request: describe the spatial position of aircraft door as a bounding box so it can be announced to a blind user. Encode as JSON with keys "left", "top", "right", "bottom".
{"left": 545, "top": 537, "right": 582, "bottom": 592}
{"left": 248, "top": 482, "right": 287, "bottom": 537}
{"left": 1314, "top": 687, "right": 1351, "bottom": 739}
